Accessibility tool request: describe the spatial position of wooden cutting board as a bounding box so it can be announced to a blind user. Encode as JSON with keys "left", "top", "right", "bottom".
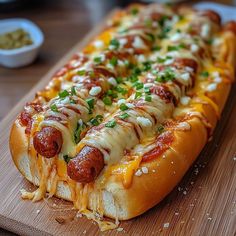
{"left": 0, "top": 9, "right": 235, "bottom": 236}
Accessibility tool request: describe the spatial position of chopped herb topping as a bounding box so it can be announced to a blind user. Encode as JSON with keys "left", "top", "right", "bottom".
{"left": 145, "top": 95, "right": 152, "bottom": 102}
{"left": 74, "top": 121, "right": 85, "bottom": 144}
{"left": 151, "top": 45, "right": 161, "bottom": 51}
{"left": 71, "top": 86, "right": 77, "bottom": 95}
{"left": 157, "top": 125, "right": 165, "bottom": 134}
{"left": 59, "top": 90, "right": 69, "bottom": 98}
{"left": 158, "top": 16, "right": 168, "bottom": 27}
{"left": 144, "top": 87, "right": 151, "bottom": 94}
{"left": 206, "top": 38, "right": 213, "bottom": 45}
{"left": 86, "top": 98, "right": 95, "bottom": 112}
{"left": 89, "top": 115, "right": 103, "bottom": 126}
{"left": 77, "top": 70, "right": 86, "bottom": 76}
{"left": 110, "top": 56, "right": 118, "bottom": 66}
{"left": 167, "top": 44, "right": 185, "bottom": 52}
{"left": 109, "top": 38, "right": 120, "bottom": 50}
{"left": 145, "top": 19, "right": 152, "bottom": 28}
{"left": 105, "top": 119, "right": 117, "bottom": 128}
{"left": 103, "top": 96, "right": 112, "bottom": 106}
{"left": 156, "top": 67, "right": 175, "bottom": 82}
{"left": 142, "top": 61, "right": 152, "bottom": 71}
{"left": 63, "top": 155, "right": 72, "bottom": 164}
{"left": 116, "top": 86, "right": 128, "bottom": 95}
{"left": 133, "top": 81, "right": 144, "bottom": 90}
{"left": 200, "top": 71, "right": 209, "bottom": 77}
{"left": 106, "top": 89, "right": 118, "bottom": 98}
{"left": 131, "top": 8, "right": 139, "bottom": 15}
{"left": 116, "top": 77, "right": 123, "bottom": 83}
{"left": 94, "top": 56, "right": 102, "bottom": 64}
{"left": 120, "top": 103, "right": 129, "bottom": 111}
{"left": 146, "top": 33, "right": 155, "bottom": 42}
{"left": 50, "top": 104, "right": 58, "bottom": 112}
{"left": 135, "top": 91, "right": 142, "bottom": 99}
{"left": 119, "top": 112, "right": 130, "bottom": 120}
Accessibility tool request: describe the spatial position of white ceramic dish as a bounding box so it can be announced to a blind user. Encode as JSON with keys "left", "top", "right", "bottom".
{"left": 0, "top": 18, "right": 44, "bottom": 68}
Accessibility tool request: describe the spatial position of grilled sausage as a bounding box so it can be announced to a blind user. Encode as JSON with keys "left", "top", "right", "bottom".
{"left": 67, "top": 146, "right": 104, "bottom": 183}
{"left": 33, "top": 126, "right": 63, "bottom": 158}
{"left": 223, "top": 21, "right": 236, "bottom": 35}
{"left": 200, "top": 10, "right": 221, "bottom": 25}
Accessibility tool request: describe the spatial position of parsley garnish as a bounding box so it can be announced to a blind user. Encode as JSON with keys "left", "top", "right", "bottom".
{"left": 63, "top": 155, "right": 72, "bottom": 164}
{"left": 120, "top": 103, "right": 129, "bottom": 111}
{"left": 94, "top": 56, "right": 102, "bottom": 64}
{"left": 50, "top": 104, "right": 58, "bottom": 112}
{"left": 110, "top": 56, "right": 118, "bottom": 67}
{"left": 86, "top": 98, "right": 95, "bottom": 112}
{"left": 145, "top": 95, "right": 152, "bottom": 102}
{"left": 105, "top": 120, "right": 117, "bottom": 128}
{"left": 71, "top": 86, "right": 76, "bottom": 95}
{"left": 135, "top": 91, "right": 142, "bottom": 99}
{"left": 109, "top": 39, "right": 120, "bottom": 50}
{"left": 200, "top": 71, "right": 209, "bottom": 77}
{"left": 74, "top": 121, "right": 85, "bottom": 144}
{"left": 131, "top": 8, "right": 139, "bottom": 15}
{"left": 103, "top": 96, "right": 112, "bottom": 106}
{"left": 77, "top": 70, "right": 86, "bottom": 76}
{"left": 59, "top": 90, "right": 69, "bottom": 98}
{"left": 119, "top": 112, "right": 130, "bottom": 120}
{"left": 157, "top": 125, "right": 165, "bottom": 134}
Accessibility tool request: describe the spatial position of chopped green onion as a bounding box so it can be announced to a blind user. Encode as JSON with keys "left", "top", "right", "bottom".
{"left": 105, "top": 119, "right": 117, "bottom": 128}
{"left": 71, "top": 86, "right": 76, "bottom": 95}
{"left": 103, "top": 96, "right": 112, "bottom": 106}
{"left": 94, "top": 56, "right": 102, "bottom": 64}
{"left": 142, "top": 61, "right": 152, "bottom": 71}
{"left": 157, "top": 57, "right": 166, "bottom": 63}
{"left": 144, "top": 87, "right": 151, "bottom": 94}
{"left": 200, "top": 71, "right": 209, "bottom": 77}
{"left": 116, "top": 77, "right": 123, "bottom": 83}
{"left": 86, "top": 98, "right": 95, "bottom": 110}
{"left": 145, "top": 19, "right": 152, "bottom": 28}
{"left": 59, "top": 90, "right": 69, "bottom": 98}
{"left": 116, "top": 86, "right": 128, "bottom": 95}
{"left": 132, "top": 67, "right": 142, "bottom": 76}
{"left": 157, "top": 125, "right": 165, "bottom": 134}
{"left": 133, "top": 81, "right": 144, "bottom": 90}
{"left": 77, "top": 70, "right": 86, "bottom": 76}
{"left": 63, "top": 155, "right": 72, "bottom": 164}
{"left": 119, "top": 112, "right": 130, "bottom": 120}
{"left": 120, "top": 103, "right": 129, "bottom": 111}
{"left": 167, "top": 45, "right": 179, "bottom": 51}
{"left": 89, "top": 117, "right": 100, "bottom": 126}
{"left": 110, "top": 56, "right": 118, "bottom": 67}
{"left": 50, "top": 104, "right": 58, "bottom": 112}
{"left": 131, "top": 8, "right": 139, "bottom": 15}
{"left": 74, "top": 122, "right": 85, "bottom": 144}
{"left": 109, "top": 38, "right": 120, "bottom": 50}
{"left": 151, "top": 45, "right": 161, "bottom": 51}
{"left": 158, "top": 15, "right": 168, "bottom": 27}
{"left": 145, "top": 95, "right": 152, "bottom": 102}
{"left": 135, "top": 91, "right": 142, "bottom": 99}
{"left": 146, "top": 33, "right": 155, "bottom": 42}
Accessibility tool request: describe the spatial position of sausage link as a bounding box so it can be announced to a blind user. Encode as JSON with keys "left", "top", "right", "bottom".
{"left": 174, "top": 58, "right": 198, "bottom": 73}
{"left": 33, "top": 126, "right": 63, "bottom": 158}
{"left": 67, "top": 146, "right": 104, "bottom": 183}
{"left": 200, "top": 10, "right": 221, "bottom": 25}
{"left": 223, "top": 21, "right": 236, "bottom": 35}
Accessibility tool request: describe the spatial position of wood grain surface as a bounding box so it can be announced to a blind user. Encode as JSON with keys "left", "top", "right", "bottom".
{"left": 0, "top": 4, "right": 236, "bottom": 236}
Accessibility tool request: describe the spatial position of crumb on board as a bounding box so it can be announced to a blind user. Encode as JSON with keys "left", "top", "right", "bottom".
{"left": 163, "top": 223, "right": 170, "bottom": 228}
{"left": 117, "top": 227, "right": 124, "bottom": 232}
{"left": 36, "top": 209, "right": 40, "bottom": 214}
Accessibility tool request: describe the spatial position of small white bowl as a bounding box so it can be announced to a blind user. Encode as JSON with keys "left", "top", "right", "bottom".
{"left": 0, "top": 18, "right": 44, "bottom": 68}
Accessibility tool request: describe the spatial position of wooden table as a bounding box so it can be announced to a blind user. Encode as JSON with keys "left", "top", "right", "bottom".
{"left": 0, "top": 0, "right": 235, "bottom": 235}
